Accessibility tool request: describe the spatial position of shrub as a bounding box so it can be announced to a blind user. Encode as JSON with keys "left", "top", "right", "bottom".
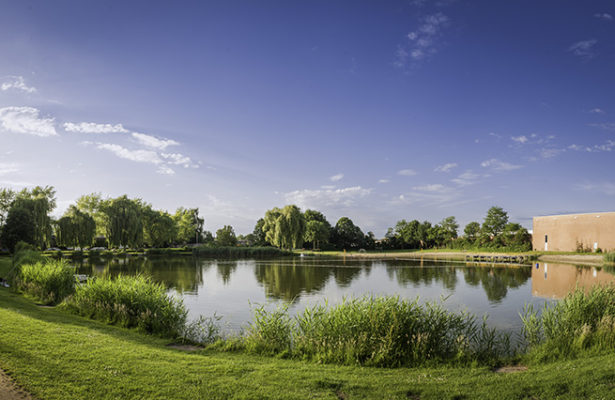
{"left": 66, "top": 275, "right": 187, "bottom": 337}
{"left": 15, "top": 260, "right": 75, "bottom": 305}
{"left": 521, "top": 286, "right": 615, "bottom": 361}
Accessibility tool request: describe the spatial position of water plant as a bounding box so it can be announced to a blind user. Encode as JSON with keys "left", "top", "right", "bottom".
{"left": 66, "top": 274, "right": 187, "bottom": 337}
{"left": 15, "top": 259, "right": 76, "bottom": 305}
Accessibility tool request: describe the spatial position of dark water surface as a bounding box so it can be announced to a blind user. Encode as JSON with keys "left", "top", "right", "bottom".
{"left": 75, "top": 256, "right": 615, "bottom": 332}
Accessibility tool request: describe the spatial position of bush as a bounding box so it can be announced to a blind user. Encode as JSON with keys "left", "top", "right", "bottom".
{"left": 15, "top": 260, "right": 76, "bottom": 305}
{"left": 66, "top": 275, "right": 187, "bottom": 337}
{"left": 521, "top": 286, "right": 615, "bottom": 361}
{"left": 242, "top": 296, "right": 510, "bottom": 367}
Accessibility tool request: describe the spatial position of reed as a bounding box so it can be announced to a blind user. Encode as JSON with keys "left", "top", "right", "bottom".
{"left": 15, "top": 260, "right": 75, "bottom": 305}
{"left": 604, "top": 252, "right": 615, "bottom": 263}
{"left": 66, "top": 274, "right": 187, "bottom": 337}
{"left": 192, "top": 246, "right": 293, "bottom": 258}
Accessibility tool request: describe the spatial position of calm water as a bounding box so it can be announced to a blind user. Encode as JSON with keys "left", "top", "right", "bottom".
{"left": 74, "top": 256, "right": 615, "bottom": 333}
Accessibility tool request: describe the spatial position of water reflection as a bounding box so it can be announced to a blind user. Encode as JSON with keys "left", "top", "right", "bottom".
{"left": 532, "top": 263, "right": 615, "bottom": 299}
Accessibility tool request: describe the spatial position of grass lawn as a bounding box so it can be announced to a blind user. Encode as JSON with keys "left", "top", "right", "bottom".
{"left": 0, "top": 286, "right": 614, "bottom": 399}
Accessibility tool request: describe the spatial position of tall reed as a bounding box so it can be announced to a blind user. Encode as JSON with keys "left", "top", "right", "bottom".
{"left": 192, "top": 246, "right": 293, "bottom": 258}
{"left": 243, "top": 296, "right": 510, "bottom": 367}
{"left": 15, "top": 260, "right": 75, "bottom": 305}
{"left": 67, "top": 275, "right": 187, "bottom": 337}
{"left": 520, "top": 285, "right": 615, "bottom": 360}
{"left": 604, "top": 252, "right": 615, "bottom": 263}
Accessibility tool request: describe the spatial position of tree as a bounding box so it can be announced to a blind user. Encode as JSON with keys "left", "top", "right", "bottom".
{"left": 252, "top": 218, "right": 268, "bottom": 246}
{"left": 331, "top": 217, "right": 364, "bottom": 250}
{"left": 215, "top": 225, "right": 238, "bottom": 247}
{"left": 481, "top": 206, "right": 509, "bottom": 237}
{"left": 0, "top": 188, "right": 16, "bottom": 228}
{"left": 75, "top": 193, "right": 107, "bottom": 237}
{"left": 439, "top": 216, "right": 459, "bottom": 241}
{"left": 102, "top": 195, "right": 144, "bottom": 248}
{"left": 13, "top": 186, "right": 56, "bottom": 249}
{"left": 55, "top": 206, "right": 96, "bottom": 248}
{"left": 173, "top": 207, "right": 204, "bottom": 245}
{"left": 143, "top": 208, "right": 177, "bottom": 248}
{"left": 0, "top": 205, "right": 36, "bottom": 251}
{"left": 464, "top": 221, "right": 481, "bottom": 240}
{"left": 501, "top": 222, "right": 531, "bottom": 250}
{"left": 394, "top": 219, "right": 421, "bottom": 249}
{"left": 303, "top": 210, "right": 332, "bottom": 250}
{"left": 262, "top": 205, "right": 306, "bottom": 250}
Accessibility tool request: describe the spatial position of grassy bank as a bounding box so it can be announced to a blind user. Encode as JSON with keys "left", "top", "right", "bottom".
{"left": 2, "top": 289, "right": 615, "bottom": 399}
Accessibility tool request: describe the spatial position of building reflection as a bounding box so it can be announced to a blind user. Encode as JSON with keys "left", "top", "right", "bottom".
{"left": 531, "top": 263, "right": 615, "bottom": 299}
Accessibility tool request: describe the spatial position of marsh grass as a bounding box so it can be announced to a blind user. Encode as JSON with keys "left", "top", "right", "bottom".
{"left": 15, "top": 260, "right": 76, "bottom": 305}
{"left": 242, "top": 296, "right": 511, "bottom": 367}
{"left": 192, "top": 246, "right": 292, "bottom": 258}
{"left": 521, "top": 285, "right": 615, "bottom": 361}
{"left": 66, "top": 274, "right": 187, "bottom": 337}
{"left": 604, "top": 252, "right": 615, "bottom": 263}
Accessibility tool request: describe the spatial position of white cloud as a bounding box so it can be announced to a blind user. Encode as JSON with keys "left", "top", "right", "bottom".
{"left": 96, "top": 143, "right": 162, "bottom": 164}
{"left": 588, "top": 122, "right": 615, "bottom": 131}
{"left": 378, "top": 179, "right": 390, "bottom": 184}
{"left": 412, "top": 184, "right": 446, "bottom": 192}
{"left": 156, "top": 165, "right": 175, "bottom": 175}
{"left": 160, "top": 152, "right": 196, "bottom": 168}
{"left": 395, "top": 12, "right": 450, "bottom": 68}
{"left": 434, "top": 163, "right": 457, "bottom": 173}
{"left": 569, "top": 140, "right": 615, "bottom": 153}
{"left": 132, "top": 132, "right": 179, "bottom": 150}
{"left": 511, "top": 135, "right": 528, "bottom": 144}
{"left": 594, "top": 13, "right": 613, "bottom": 21}
{"left": 284, "top": 186, "right": 372, "bottom": 209}
{"left": 63, "top": 122, "right": 129, "bottom": 134}
{"left": 589, "top": 108, "right": 605, "bottom": 114}
{"left": 451, "top": 171, "right": 481, "bottom": 186}
{"left": 397, "top": 169, "right": 418, "bottom": 176}
{"left": 0, "top": 162, "right": 19, "bottom": 175}
{"left": 1, "top": 76, "right": 36, "bottom": 93}
{"left": 480, "top": 158, "right": 523, "bottom": 171}
{"left": 329, "top": 173, "right": 344, "bottom": 182}
{"left": 0, "top": 106, "right": 57, "bottom": 137}
{"left": 568, "top": 39, "right": 597, "bottom": 58}
{"left": 392, "top": 184, "right": 462, "bottom": 207}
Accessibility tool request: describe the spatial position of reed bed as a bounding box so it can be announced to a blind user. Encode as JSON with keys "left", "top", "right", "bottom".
{"left": 192, "top": 246, "right": 293, "bottom": 258}
{"left": 604, "top": 252, "right": 615, "bottom": 263}
{"left": 242, "top": 296, "right": 511, "bottom": 367}
{"left": 15, "top": 260, "right": 75, "bottom": 305}
{"left": 66, "top": 275, "right": 187, "bottom": 337}
{"left": 521, "top": 285, "right": 615, "bottom": 361}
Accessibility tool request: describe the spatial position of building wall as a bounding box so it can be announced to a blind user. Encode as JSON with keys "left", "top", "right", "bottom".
{"left": 532, "top": 212, "right": 615, "bottom": 252}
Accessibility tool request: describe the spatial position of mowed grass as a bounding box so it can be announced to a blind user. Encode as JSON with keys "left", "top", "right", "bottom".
{"left": 1, "top": 287, "right": 615, "bottom": 399}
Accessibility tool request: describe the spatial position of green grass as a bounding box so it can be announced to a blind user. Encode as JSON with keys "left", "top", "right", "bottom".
{"left": 14, "top": 260, "right": 75, "bottom": 305}
{"left": 3, "top": 289, "right": 615, "bottom": 399}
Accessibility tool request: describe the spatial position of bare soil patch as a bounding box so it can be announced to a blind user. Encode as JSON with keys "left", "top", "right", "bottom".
{"left": 166, "top": 343, "right": 202, "bottom": 352}
{"left": 0, "top": 369, "right": 34, "bottom": 400}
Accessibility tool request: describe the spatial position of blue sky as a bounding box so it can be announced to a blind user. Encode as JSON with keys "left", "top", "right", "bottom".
{"left": 1, "top": 0, "right": 614, "bottom": 235}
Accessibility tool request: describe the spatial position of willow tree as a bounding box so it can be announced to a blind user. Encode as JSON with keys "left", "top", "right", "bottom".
{"left": 75, "top": 193, "right": 108, "bottom": 237}
{"left": 303, "top": 210, "right": 331, "bottom": 250}
{"left": 262, "top": 205, "right": 306, "bottom": 250}
{"left": 143, "top": 207, "right": 177, "bottom": 248}
{"left": 55, "top": 206, "right": 96, "bottom": 248}
{"left": 102, "top": 195, "right": 144, "bottom": 248}
{"left": 12, "top": 186, "right": 56, "bottom": 249}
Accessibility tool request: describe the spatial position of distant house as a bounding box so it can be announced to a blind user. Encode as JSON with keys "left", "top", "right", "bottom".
{"left": 532, "top": 212, "right": 615, "bottom": 252}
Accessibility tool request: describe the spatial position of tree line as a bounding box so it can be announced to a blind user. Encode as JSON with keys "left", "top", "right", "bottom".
{"left": 0, "top": 186, "right": 531, "bottom": 252}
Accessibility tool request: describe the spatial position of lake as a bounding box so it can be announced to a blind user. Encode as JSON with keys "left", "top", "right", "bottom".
{"left": 75, "top": 256, "right": 615, "bottom": 333}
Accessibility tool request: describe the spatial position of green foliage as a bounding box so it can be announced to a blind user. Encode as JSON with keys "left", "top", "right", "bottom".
{"left": 521, "top": 286, "right": 615, "bottom": 361}
{"left": 464, "top": 221, "right": 481, "bottom": 240}
{"left": 604, "top": 252, "right": 615, "bottom": 262}
{"left": 243, "top": 296, "right": 510, "bottom": 367}
{"left": 0, "top": 187, "right": 16, "bottom": 228}
{"left": 303, "top": 210, "right": 332, "bottom": 250}
{"left": 262, "top": 205, "right": 306, "bottom": 250}
{"left": 331, "top": 217, "right": 365, "bottom": 250}
{"left": 251, "top": 218, "right": 267, "bottom": 246}
{"left": 15, "top": 260, "right": 75, "bottom": 305}
{"left": 143, "top": 208, "right": 177, "bottom": 247}
{"left": 180, "top": 314, "right": 223, "bottom": 345}
{"left": 0, "top": 204, "right": 36, "bottom": 251}
{"left": 192, "top": 246, "right": 292, "bottom": 258}
{"left": 173, "top": 207, "right": 204, "bottom": 245}
{"left": 481, "top": 206, "right": 509, "bottom": 237}
{"left": 55, "top": 205, "right": 96, "bottom": 248}
{"left": 215, "top": 225, "right": 238, "bottom": 247}
{"left": 67, "top": 274, "right": 187, "bottom": 337}
{"left": 102, "top": 195, "right": 145, "bottom": 248}
{"left": 10, "top": 186, "right": 57, "bottom": 249}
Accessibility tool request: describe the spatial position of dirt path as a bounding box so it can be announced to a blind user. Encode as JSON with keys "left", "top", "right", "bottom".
{"left": 0, "top": 369, "right": 33, "bottom": 400}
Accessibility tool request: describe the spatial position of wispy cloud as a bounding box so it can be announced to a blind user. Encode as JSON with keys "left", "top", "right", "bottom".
{"left": 588, "top": 122, "right": 615, "bottom": 131}
{"left": 434, "top": 163, "right": 457, "bottom": 173}
{"left": 96, "top": 143, "right": 162, "bottom": 164}
{"left": 589, "top": 108, "right": 605, "bottom": 114}
{"left": 1, "top": 76, "right": 36, "bottom": 93}
{"left": 329, "top": 173, "right": 344, "bottom": 182}
{"left": 284, "top": 186, "right": 372, "bottom": 209}
{"left": 0, "top": 162, "right": 19, "bottom": 175}
{"left": 412, "top": 183, "right": 447, "bottom": 192}
{"left": 378, "top": 179, "right": 390, "bottom": 184}
{"left": 0, "top": 106, "right": 57, "bottom": 137}
{"left": 395, "top": 12, "right": 450, "bottom": 69}
{"left": 132, "top": 132, "right": 179, "bottom": 150}
{"left": 569, "top": 140, "right": 615, "bottom": 153}
{"left": 576, "top": 182, "right": 615, "bottom": 196}
{"left": 568, "top": 39, "right": 597, "bottom": 59}
{"left": 451, "top": 170, "right": 481, "bottom": 186}
{"left": 594, "top": 13, "right": 613, "bottom": 21}
{"left": 511, "top": 135, "right": 528, "bottom": 144}
{"left": 64, "top": 122, "right": 129, "bottom": 134}
{"left": 160, "top": 152, "right": 197, "bottom": 168}
{"left": 392, "top": 184, "right": 463, "bottom": 208}
{"left": 480, "top": 158, "right": 523, "bottom": 171}
{"left": 397, "top": 169, "right": 418, "bottom": 176}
